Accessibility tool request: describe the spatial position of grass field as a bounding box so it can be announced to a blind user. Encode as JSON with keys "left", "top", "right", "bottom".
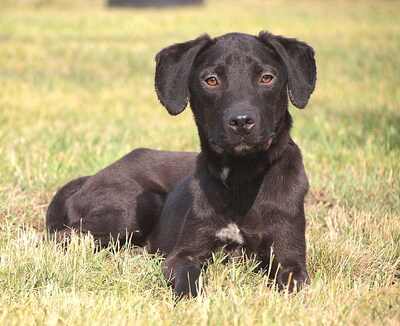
{"left": 0, "top": 0, "right": 399, "bottom": 324}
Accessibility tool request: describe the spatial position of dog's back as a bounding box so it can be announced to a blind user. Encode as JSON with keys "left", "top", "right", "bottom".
{"left": 46, "top": 148, "right": 197, "bottom": 245}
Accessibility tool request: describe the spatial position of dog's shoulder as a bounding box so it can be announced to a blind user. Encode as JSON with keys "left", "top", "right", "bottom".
{"left": 277, "top": 138, "right": 307, "bottom": 179}
{"left": 261, "top": 139, "right": 309, "bottom": 210}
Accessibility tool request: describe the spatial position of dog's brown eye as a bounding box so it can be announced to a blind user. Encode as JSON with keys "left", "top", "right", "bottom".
{"left": 261, "top": 74, "right": 273, "bottom": 84}
{"left": 205, "top": 77, "right": 218, "bottom": 86}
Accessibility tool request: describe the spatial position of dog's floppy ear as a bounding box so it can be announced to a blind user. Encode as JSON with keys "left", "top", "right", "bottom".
{"left": 155, "top": 34, "right": 211, "bottom": 115}
{"left": 258, "top": 31, "right": 316, "bottom": 109}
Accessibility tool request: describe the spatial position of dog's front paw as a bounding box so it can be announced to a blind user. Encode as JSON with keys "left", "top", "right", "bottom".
{"left": 163, "top": 256, "right": 201, "bottom": 298}
{"left": 278, "top": 268, "right": 310, "bottom": 293}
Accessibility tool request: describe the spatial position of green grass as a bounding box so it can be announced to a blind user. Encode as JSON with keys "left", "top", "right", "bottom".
{"left": 0, "top": 0, "right": 399, "bottom": 324}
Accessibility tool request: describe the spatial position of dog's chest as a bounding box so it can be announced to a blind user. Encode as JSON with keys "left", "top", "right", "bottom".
{"left": 214, "top": 222, "right": 266, "bottom": 261}
{"left": 214, "top": 220, "right": 269, "bottom": 254}
{"left": 215, "top": 223, "right": 244, "bottom": 245}
{"left": 214, "top": 223, "right": 243, "bottom": 260}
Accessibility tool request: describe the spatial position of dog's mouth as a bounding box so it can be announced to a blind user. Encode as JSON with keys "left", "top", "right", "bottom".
{"left": 232, "top": 142, "right": 258, "bottom": 155}
{"left": 212, "top": 136, "right": 275, "bottom": 156}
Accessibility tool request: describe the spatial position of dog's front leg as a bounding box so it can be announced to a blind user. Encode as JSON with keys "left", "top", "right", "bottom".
{"left": 267, "top": 218, "right": 310, "bottom": 292}
{"left": 162, "top": 254, "right": 202, "bottom": 298}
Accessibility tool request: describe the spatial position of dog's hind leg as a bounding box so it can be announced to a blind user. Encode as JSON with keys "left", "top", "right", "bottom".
{"left": 46, "top": 176, "right": 90, "bottom": 237}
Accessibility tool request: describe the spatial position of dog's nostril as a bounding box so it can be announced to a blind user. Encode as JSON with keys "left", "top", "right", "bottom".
{"left": 245, "top": 118, "right": 255, "bottom": 126}
{"left": 229, "top": 119, "right": 239, "bottom": 127}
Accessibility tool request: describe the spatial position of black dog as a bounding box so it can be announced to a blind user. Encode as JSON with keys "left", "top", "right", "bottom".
{"left": 147, "top": 31, "right": 316, "bottom": 297}
{"left": 46, "top": 148, "right": 197, "bottom": 245}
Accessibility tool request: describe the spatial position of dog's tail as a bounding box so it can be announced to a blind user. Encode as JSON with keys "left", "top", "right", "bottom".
{"left": 46, "top": 176, "right": 90, "bottom": 236}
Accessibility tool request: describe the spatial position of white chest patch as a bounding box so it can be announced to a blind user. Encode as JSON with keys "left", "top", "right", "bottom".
{"left": 216, "top": 223, "right": 244, "bottom": 244}
{"left": 220, "top": 167, "right": 230, "bottom": 182}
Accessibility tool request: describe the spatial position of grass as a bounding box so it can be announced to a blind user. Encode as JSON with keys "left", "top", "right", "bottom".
{"left": 0, "top": 0, "right": 399, "bottom": 324}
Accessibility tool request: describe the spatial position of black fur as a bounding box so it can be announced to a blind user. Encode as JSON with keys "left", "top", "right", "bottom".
{"left": 46, "top": 149, "right": 197, "bottom": 245}
{"left": 148, "top": 31, "right": 317, "bottom": 296}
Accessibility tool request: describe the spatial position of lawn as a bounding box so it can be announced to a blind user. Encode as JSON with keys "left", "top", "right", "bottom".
{"left": 0, "top": 0, "right": 399, "bottom": 325}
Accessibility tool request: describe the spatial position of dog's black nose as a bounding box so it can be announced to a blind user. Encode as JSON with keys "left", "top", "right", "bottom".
{"left": 228, "top": 113, "right": 255, "bottom": 134}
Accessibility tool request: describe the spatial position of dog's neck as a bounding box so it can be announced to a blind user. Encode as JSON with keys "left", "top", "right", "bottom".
{"left": 196, "top": 109, "right": 293, "bottom": 187}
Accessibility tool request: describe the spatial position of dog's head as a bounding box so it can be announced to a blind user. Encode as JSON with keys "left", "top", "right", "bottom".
{"left": 155, "top": 32, "right": 316, "bottom": 156}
